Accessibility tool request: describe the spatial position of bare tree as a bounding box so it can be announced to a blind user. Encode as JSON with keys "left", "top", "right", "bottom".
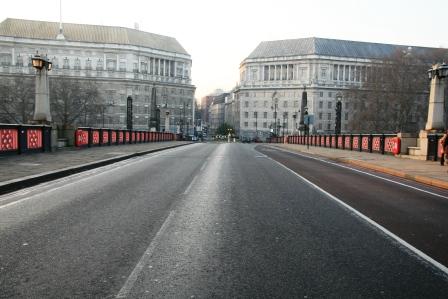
{"left": 50, "top": 78, "right": 102, "bottom": 129}
{"left": 0, "top": 75, "right": 34, "bottom": 124}
{"left": 344, "top": 48, "right": 448, "bottom": 133}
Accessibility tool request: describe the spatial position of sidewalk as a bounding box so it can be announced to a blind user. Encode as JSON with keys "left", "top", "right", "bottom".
{"left": 270, "top": 143, "right": 448, "bottom": 190}
{"left": 0, "top": 141, "right": 192, "bottom": 193}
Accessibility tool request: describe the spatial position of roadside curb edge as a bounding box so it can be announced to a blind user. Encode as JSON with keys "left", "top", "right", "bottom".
{"left": 0, "top": 142, "right": 193, "bottom": 196}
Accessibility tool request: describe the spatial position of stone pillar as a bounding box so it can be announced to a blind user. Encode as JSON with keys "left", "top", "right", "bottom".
{"left": 33, "top": 68, "right": 51, "bottom": 123}
{"left": 165, "top": 112, "right": 170, "bottom": 132}
{"left": 425, "top": 71, "right": 446, "bottom": 130}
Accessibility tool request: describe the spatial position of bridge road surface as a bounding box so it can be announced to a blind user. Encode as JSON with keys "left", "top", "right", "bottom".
{"left": 0, "top": 143, "right": 447, "bottom": 298}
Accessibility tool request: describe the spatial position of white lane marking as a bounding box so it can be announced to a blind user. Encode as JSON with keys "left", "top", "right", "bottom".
{"left": 183, "top": 175, "right": 198, "bottom": 195}
{"left": 267, "top": 146, "right": 448, "bottom": 200}
{"left": 0, "top": 145, "right": 197, "bottom": 209}
{"left": 268, "top": 156, "right": 448, "bottom": 277}
{"left": 116, "top": 210, "right": 175, "bottom": 298}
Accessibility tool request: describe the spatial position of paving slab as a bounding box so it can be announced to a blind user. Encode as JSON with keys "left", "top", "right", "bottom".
{"left": 271, "top": 143, "right": 448, "bottom": 189}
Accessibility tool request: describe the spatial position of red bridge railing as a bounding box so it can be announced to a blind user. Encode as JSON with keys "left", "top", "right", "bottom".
{"left": 0, "top": 124, "right": 51, "bottom": 155}
{"left": 268, "top": 134, "right": 401, "bottom": 156}
{"left": 74, "top": 127, "right": 180, "bottom": 148}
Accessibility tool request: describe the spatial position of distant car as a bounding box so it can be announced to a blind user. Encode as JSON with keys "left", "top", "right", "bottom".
{"left": 191, "top": 136, "right": 198, "bottom": 141}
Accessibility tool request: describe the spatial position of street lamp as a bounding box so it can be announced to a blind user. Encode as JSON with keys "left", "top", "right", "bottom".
{"left": 31, "top": 51, "right": 53, "bottom": 124}
{"left": 271, "top": 91, "right": 278, "bottom": 136}
{"left": 335, "top": 95, "right": 342, "bottom": 134}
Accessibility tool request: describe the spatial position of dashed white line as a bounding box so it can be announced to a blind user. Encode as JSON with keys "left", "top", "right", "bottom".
{"left": 116, "top": 210, "right": 175, "bottom": 298}
{"left": 183, "top": 175, "right": 198, "bottom": 195}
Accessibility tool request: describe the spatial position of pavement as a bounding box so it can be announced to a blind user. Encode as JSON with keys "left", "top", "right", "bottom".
{"left": 0, "top": 141, "right": 192, "bottom": 194}
{"left": 271, "top": 143, "right": 448, "bottom": 190}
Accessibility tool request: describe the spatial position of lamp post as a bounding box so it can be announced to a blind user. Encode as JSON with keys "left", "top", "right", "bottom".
{"left": 335, "top": 95, "right": 342, "bottom": 134}
{"left": 299, "top": 86, "right": 307, "bottom": 135}
{"left": 426, "top": 63, "right": 448, "bottom": 131}
{"left": 271, "top": 91, "right": 278, "bottom": 136}
{"left": 254, "top": 111, "right": 258, "bottom": 139}
{"left": 31, "top": 52, "right": 52, "bottom": 124}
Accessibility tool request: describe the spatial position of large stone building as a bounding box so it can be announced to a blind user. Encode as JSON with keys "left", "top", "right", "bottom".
{"left": 234, "top": 37, "right": 440, "bottom": 140}
{"left": 0, "top": 18, "right": 195, "bottom": 131}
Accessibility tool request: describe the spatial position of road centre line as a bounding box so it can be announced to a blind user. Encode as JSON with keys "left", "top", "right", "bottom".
{"left": 116, "top": 210, "right": 175, "bottom": 298}
{"left": 266, "top": 146, "right": 448, "bottom": 200}
{"left": 0, "top": 145, "right": 194, "bottom": 209}
{"left": 183, "top": 174, "right": 198, "bottom": 195}
{"left": 266, "top": 155, "right": 448, "bottom": 277}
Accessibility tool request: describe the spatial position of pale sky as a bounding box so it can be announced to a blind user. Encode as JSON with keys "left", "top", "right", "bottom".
{"left": 1, "top": 0, "right": 447, "bottom": 100}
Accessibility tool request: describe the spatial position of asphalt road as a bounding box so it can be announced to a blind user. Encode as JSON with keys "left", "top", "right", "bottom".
{"left": 0, "top": 143, "right": 448, "bottom": 298}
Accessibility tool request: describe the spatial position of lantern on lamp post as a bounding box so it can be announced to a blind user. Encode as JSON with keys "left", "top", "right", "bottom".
{"left": 31, "top": 51, "right": 53, "bottom": 124}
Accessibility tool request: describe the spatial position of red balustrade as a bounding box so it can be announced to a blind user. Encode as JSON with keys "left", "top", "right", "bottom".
{"left": 0, "top": 128, "right": 18, "bottom": 151}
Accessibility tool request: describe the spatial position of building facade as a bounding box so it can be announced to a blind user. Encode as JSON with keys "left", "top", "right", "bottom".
{"left": 0, "top": 18, "right": 195, "bottom": 131}
{"left": 208, "top": 92, "right": 229, "bottom": 136}
{"left": 234, "top": 37, "right": 439, "bottom": 140}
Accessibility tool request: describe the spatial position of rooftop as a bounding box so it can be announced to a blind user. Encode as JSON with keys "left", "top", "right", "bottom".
{"left": 247, "top": 37, "right": 438, "bottom": 60}
{"left": 0, "top": 18, "right": 189, "bottom": 55}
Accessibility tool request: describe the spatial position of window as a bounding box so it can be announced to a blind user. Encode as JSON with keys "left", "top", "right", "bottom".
{"left": 319, "top": 112, "right": 323, "bottom": 120}
{"left": 263, "top": 122, "right": 267, "bottom": 128}
{"left": 321, "top": 68, "right": 327, "bottom": 80}
{"left": 244, "top": 122, "right": 248, "bottom": 127}
{"left": 338, "top": 65, "right": 344, "bottom": 81}
{"left": 282, "top": 65, "right": 287, "bottom": 80}
{"left": 244, "top": 101, "right": 249, "bottom": 108}
{"left": 328, "top": 92, "right": 332, "bottom": 98}
{"left": 333, "top": 65, "right": 338, "bottom": 80}
{"left": 253, "top": 112, "right": 258, "bottom": 118}
{"left": 319, "top": 101, "right": 323, "bottom": 109}
{"left": 244, "top": 112, "right": 249, "bottom": 118}
{"left": 318, "top": 123, "right": 322, "bottom": 130}
{"left": 15, "top": 55, "right": 23, "bottom": 67}
{"left": 345, "top": 112, "right": 349, "bottom": 121}
{"left": 264, "top": 112, "right": 268, "bottom": 118}
{"left": 344, "top": 65, "right": 349, "bottom": 81}
{"left": 283, "top": 101, "right": 288, "bottom": 108}
{"left": 320, "top": 92, "right": 323, "bottom": 97}
{"left": 269, "top": 66, "right": 274, "bottom": 81}
{"left": 253, "top": 101, "right": 257, "bottom": 107}
{"left": 106, "top": 59, "right": 116, "bottom": 71}
{"left": 350, "top": 66, "right": 355, "bottom": 82}
{"left": 276, "top": 66, "right": 281, "bottom": 80}
{"left": 133, "top": 62, "right": 138, "bottom": 73}
{"left": 253, "top": 122, "right": 257, "bottom": 127}
{"left": 141, "top": 62, "right": 148, "bottom": 73}
{"left": 288, "top": 64, "right": 294, "bottom": 80}
{"left": 85, "top": 58, "right": 92, "bottom": 70}
{"left": 96, "top": 58, "right": 104, "bottom": 71}
{"left": 327, "top": 123, "right": 331, "bottom": 130}
{"left": 264, "top": 66, "right": 269, "bottom": 81}
{"left": 328, "top": 102, "right": 332, "bottom": 109}
{"left": 345, "top": 102, "right": 349, "bottom": 109}
{"left": 74, "top": 58, "right": 81, "bottom": 70}
{"left": 328, "top": 113, "right": 332, "bottom": 120}
{"left": 0, "top": 53, "right": 11, "bottom": 66}
{"left": 63, "top": 57, "right": 70, "bottom": 69}
{"left": 294, "top": 101, "right": 299, "bottom": 108}
{"left": 155, "top": 59, "right": 159, "bottom": 75}
{"left": 52, "top": 57, "right": 58, "bottom": 69}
